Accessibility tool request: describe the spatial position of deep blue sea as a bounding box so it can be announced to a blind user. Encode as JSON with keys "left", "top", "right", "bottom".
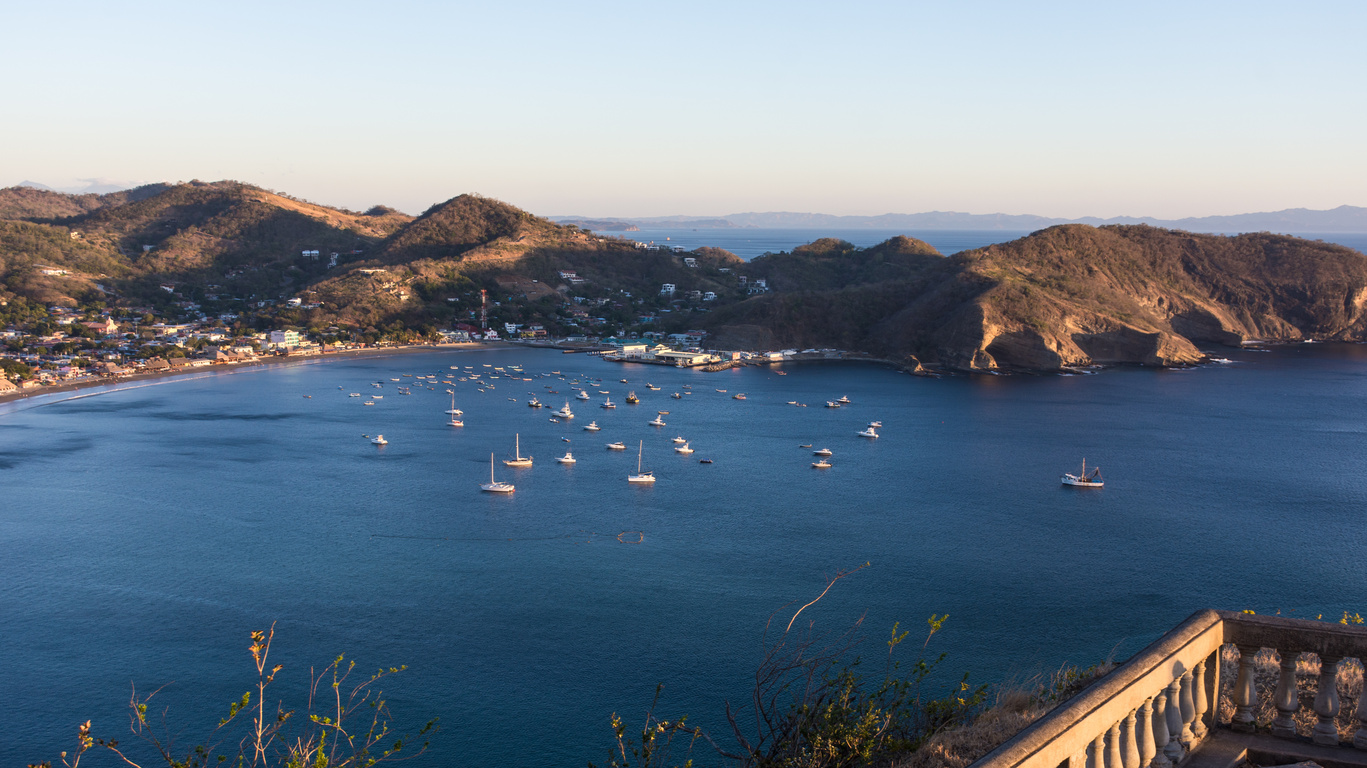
{"left": 4, "top": 345, "right": 1367, "bottom": 767}
{"left": 615, "top": 228, "right": 1367, "bottom": 260}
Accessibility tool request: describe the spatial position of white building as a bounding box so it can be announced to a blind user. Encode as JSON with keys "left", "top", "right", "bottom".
{"left": 269, "top": 330, "right": 301, "bottom": 348}
{"left": 659, "top": 284, "right": 676, "bottom": 297}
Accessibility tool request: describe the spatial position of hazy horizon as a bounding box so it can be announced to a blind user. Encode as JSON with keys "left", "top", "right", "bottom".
{"left": 5, "top": 2, "right": 1365, "bottom": 219}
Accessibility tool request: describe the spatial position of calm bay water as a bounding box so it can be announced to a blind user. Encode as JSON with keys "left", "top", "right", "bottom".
{"left": 4, "top": 345, "right": 1367, "bottom": 766}
{"left": 615, "top": 228, "right": 1367, "bottom": 260}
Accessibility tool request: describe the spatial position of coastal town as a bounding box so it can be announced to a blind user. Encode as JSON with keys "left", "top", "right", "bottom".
{"left": 0, "top": 292, "right": 844, "bottom": 397}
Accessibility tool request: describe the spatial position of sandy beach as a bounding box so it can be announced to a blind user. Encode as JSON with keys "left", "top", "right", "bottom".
{"left": 0, "top": 342, "right": 514, "bottom": 410}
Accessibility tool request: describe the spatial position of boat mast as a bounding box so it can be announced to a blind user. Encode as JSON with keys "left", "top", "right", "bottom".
{"left": 637, "top": 440, "right": 643, "bottom": 473}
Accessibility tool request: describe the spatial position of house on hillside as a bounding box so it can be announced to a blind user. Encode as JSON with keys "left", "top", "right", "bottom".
{"left": 659, "top": 284, "right": 676, "bottom": 297}
{"left": 83, "top": 319, "right": 119, "bottom": 337}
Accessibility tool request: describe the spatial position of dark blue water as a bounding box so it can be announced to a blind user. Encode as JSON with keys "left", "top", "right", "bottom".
{"left": 614, "top": 228, "right": 1367, "bottom": 260}
{"left": 4, "top": 345, "right": 1367, "bottom": 767}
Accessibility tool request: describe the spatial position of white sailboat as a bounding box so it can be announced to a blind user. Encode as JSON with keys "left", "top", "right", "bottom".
{"left": 447, "top": 392, "right": 464, "bottom": 426}
{"left": 503, "top": 434, "right": 533, "bottom": 467}
{"left": 1061, "top": 459, "right": 1104, "bottom": 487}
{"left": 628, "top": 440, "right": 655, "bottom": 483}
{"left": 481, "top": 453, "right": 515, "bottom": 493}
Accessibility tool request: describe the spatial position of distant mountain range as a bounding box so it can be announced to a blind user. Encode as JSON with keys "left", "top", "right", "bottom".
{"left": 554, "top": 205, "right": 1367, "bottom": 233}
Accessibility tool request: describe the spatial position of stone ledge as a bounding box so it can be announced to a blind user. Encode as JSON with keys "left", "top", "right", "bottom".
{"left": 1187, "top": 729, "right": 1367, "bottom": 768}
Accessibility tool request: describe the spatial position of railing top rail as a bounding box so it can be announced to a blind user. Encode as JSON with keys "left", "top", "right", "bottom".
{"left": 1217, "top": 609, "right": 1367, "bottom": 658}
{"left": 972, "top": 609, "right": 1223, "bottom": 768}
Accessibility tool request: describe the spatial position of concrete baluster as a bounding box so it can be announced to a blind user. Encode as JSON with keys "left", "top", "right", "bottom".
{"left": 1312, "top": 654, "right": 1342, "bottom": 746}
{"left": 1138, "top": 697, "right": 1157, "bottom": 768}
{"left": 1107, "top": 720, "right": 1124, "bottom": 768}
{"left": 1232, "top": 645, "right": 1259, "bottom": 732}
{"left": 1069, "top": 748, "right": 1087, "bottom": 768}
{"left": 1179, "top": 669, "right": 1197, "bottom": 747}
{"left": 1192, "top": 660, "right": 1209, "bottom": 740}
{"left": 1164, "top": 679, "right": 1185, "bottom": 763}
{"left": 1122, "top": 709, "right": 1140, "bottom": 768}
{"left": 1355, "top": 680, "right": 1367, "bottom": 750}
{"left": 1151, "top": 691, "right": 1173, "bottom": 768}
{"left": 1088, "top": 732, "right": 1106, "bottom": 768}
{"left": 1272, "top": 650, "right": 1300, "bottom": 738}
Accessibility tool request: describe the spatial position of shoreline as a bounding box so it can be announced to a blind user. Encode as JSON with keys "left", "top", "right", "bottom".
{"left": 0, "top": 342, "right": 519, "bottom": 410}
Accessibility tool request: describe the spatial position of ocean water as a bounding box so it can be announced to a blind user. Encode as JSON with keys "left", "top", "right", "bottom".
{"left": 3, "top": 345, "right": 1367, "bottom": 767}
{"left": 613, "top": 228, "right": 1367, "bottom": 260}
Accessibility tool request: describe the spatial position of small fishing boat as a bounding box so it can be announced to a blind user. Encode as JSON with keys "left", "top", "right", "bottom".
{"left": 672, "top": 436, "right": 687, "bottom": 443}
{"left": 620, "top": 378, "right": 628, "bottom": 384}
{"left": 557, "top": 452, "right": 576, "bottom": 464}
{"left": 837, "top": 396, "right": 851, "bottom": 404}
{"left": 648, "top": 416, "right": 666, "bottom": 427}
{"left": 699, "top": 458, "right": 713, "bottom": 464}
{"left": 363, "top": 401, "right": 375, "bottom": 406}
{"left": 601, "top": 396, "right": 616, "bottom": 409}
{"left": 625, "top": 391, "right": 640, "bottom": 404}
{"left": 825, "top": 401, "right": 841, "bottom": 408}
{"left": 549, "top": 417, "right": 560, "bottom": 423}
{"left": 481, "top": 453, "right": 515, "bottom": 493}
{"left": 787, "top": 401, "right": 797, "bottom": 405}
{"left": 647, "top": 384, "right": 660, "bottom": 390}
{"left": 813, "top": 448, "right": 833, "bottom": 457}
{"left": 856, "top": 426, "right": 878, "bottom": 438}
{"left": 372, "top": 395, "right": 383, "bottom": 399}
{"left": 527, "top": 397, "right": 543, "bottom": 408}
{"left": 672, "top": 392, "right": 682, "bottom": 399}
{"left": 561, "top": 437, "right": 571, "bottom": 442}
{"left": 716, "top": 389, "right": 727, "bottom": 393}
{"left": 812, "top": 459, "right": 832, "bottom": 469}
{"left": 733, "top": 393, "right": 746, "bottom": 400}
{"left": 577, "top": 389, "right": 591, "bottom": 400}
{"left": 627, "top": 441, "right": 655, "bottom": 483}
{"left": 349, "top": 392, "right": 361, "bottom": 397}
{"left": 1061, "top": 459, "right": 1104, "bottom": 488}
{"left": 606, "top": 441, "right": 626, "bottom": 450}
{"left": 674, "top": 442, "right": 693, "bottom": 454}
{"left": 799, "top": 444, "right": 812, "bottom": 448}
{"left": 867, "top": 421, "right": 882, "bottom": 428}
{"left": 584, "top": 421, "right": 601, "bottom": 431}
{"left": 503, "top": 434, "right": 533, "bottom": 467}
{"left": 370, "top": 435, "right": 388, "bottom": 445}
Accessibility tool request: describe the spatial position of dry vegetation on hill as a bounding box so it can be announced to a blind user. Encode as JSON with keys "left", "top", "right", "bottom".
{"left": 4, "top": 180, "right": 1367, "bottom": 372}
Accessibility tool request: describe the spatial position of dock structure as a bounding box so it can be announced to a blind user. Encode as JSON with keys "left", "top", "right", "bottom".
{"left": 603, "top": 348, "right": 720, "bottom": 368}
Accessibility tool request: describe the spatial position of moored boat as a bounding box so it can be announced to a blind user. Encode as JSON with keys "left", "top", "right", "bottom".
{"left": 481, "top": 453, "right": 515, "bottom": 493}
{"left": 503, "top": 434, "right": 533, "bottom": 467}
{"left": 1061, "top": 459, "right": 1104, "bottom": 487}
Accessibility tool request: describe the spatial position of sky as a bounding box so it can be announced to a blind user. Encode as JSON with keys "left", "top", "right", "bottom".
{"left": 2, "top": 1, "right": 1365, "bottom": 219}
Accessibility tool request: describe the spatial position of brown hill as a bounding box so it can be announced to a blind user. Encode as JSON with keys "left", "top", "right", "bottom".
{"left": 708, "top": 225, "right": 1367, "bottom": 371}
{"left": 0, "top": 183, "right": 171, "bottom": 222}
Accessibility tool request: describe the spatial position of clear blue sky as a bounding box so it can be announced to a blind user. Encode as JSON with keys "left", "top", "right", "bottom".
{"left": 3, "top": 1, "right": 1364, "bottom": 218}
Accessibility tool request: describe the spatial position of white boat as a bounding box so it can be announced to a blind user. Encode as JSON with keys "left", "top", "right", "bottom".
{"left": 370, "top": 435, "right": 388, "bottom": 445}
{"left": 372, "top": 395, "right": 383, "bottom": 399}
{"left": 528, "top": 397, "right": 543, "bottom": 408}
{"left": 601, "top": 396, "right": 616, "bottom": 409}
{"left": 606, "top": 441, "right": 626, "bottom": 450}
{"left": 733, "top": 393, "right": 746, "bottom": 400}
{"left": 837, "top": 396, "right": 851, "bottom": 404}
{"left": 648, "top": 416, "right": 666, "bottom": 427}
{"left": 857, "top": 427, "right": 878, "bottom": 438}
{"left": 557, "top": 452, "right": 576, "bottom": 464}
{"left": 549, "top": 417, "right": 560, "bottom": 423}
{"left": 867, "top": 421, "right": 882, "bottom": 428}
{"left": 349, "top": 393, "right": 360, "bottom": 397}
{"left": 627, "top": 440, "right": 656, "bottom": 483}
{"left": 446, "top": 392, "right": 463, "bottom": 415}
{"left": 672, "top": 436, "right": 687, "bottom": 443}
{"left": 576, "top": 389, "right": 591, "bottom": 400}
{"left": 584, "top": 421, "right": 601, "bottom": 432}
{"left": 672, "top": 393, "right": 682, "bottom": 399}
{"left": 825, "top": 401, "right": 841, "bottom": 408}
{"left": 674, "top": 442, "right": 693, "bottom": 454}
{"left": 812, "top": 459, "right": 832, "bottom": 469}
{"left": 555, "top": 401, "right": 574, "bottom": 419}
{"left": 813, "top": 448, "right": 833, "bottom": 457}
{"left": 1061, "top": 459, "right": 1104, "bottom": 487}
{"left": 503, "top": 434, "right": 533, "bottom": 467}
{"left": 481, "top": 453, "right": 515, "bottom": 493}
{"left": 363, "top": 401, "right": 375, "bottom": 406}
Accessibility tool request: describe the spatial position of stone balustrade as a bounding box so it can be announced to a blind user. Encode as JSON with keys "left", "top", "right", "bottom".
{"left": 971, "top": 609, "right": 1367, "bottom": 768}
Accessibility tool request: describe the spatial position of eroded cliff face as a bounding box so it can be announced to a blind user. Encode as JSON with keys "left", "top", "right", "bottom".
{"left": 708, "top": 224, "right": 1367, "bottom": 373}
